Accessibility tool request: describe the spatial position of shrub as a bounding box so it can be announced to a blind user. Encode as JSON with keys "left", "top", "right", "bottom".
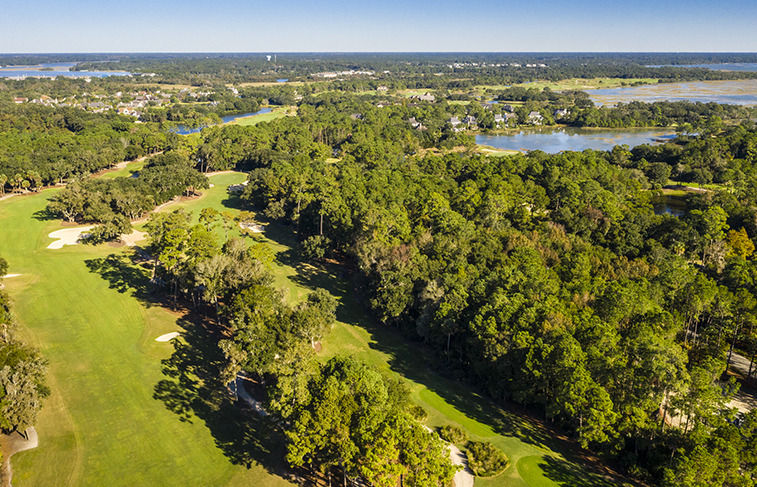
{"left": 409, "top": 404, "right": 428, "bottom": 421}
{"left": 439, "top": 425, "right": 467, "bottom": 444}
{"left": 466, "top": 441, "right": 508, "bottom": 477}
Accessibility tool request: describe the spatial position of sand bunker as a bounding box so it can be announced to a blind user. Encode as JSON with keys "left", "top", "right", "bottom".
{"left": 122, "top": 230, "right": 147, "bottom": 247}
{"left": 239, "top": 222, "right": 265, "bottom": 233}
{"left": 47, "top": 226, "right": 94, "bottom": 249}
{"left": 1, "top": 274, "right": 21, "bottom": 279}
{"left": 156, "top": 332, "right": 180, "bottom": 342}
{"left": 228, "top": 180, "right": 249, "bottom": 192}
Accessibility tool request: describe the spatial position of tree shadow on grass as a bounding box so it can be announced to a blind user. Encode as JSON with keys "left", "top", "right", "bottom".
{"left": 32, "top": 206, "right": 59, "bottom": 222}
{"left": 154, "top": 315, "right": 290, "bottom": 478}
{"left": 539, "top": 455, "right": 619, "bottom": 487}
{"left": 84, "top": 252, "right": 159, "bottom": 307}
{"left": 220, "top": 193, "right": 247, "bottom": 211}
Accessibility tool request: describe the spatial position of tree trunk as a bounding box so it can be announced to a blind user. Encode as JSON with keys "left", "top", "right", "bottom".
{"left": 320, "top": 212, "right": 324, "bottom": 236}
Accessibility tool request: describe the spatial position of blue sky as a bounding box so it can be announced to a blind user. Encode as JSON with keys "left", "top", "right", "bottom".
{"left": 2, "top": 0, "right": 756, "bottom": 52}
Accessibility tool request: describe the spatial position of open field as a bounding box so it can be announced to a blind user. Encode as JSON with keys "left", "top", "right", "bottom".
{"left": 227, "top": 107, "right": 294, "bottom": 127}
{"left": 0, "top": 171, "right": 633, "bottom": 486}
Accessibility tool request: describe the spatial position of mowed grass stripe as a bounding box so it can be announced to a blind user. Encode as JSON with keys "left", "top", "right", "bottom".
{"left": 0, "top": 189, "right": 292, "bottom": 486}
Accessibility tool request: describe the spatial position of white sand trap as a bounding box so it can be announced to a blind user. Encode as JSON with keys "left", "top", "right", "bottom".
{"left": 156, "top": 332, "right": 180, "bottom": 342}
{"left": 228, "top": 180, "right": 249, "bottom": 192}
{"left": 239, "top": 222, "right": 265, "bottom": 232}
{"left": 122, "top": 229, "right": 147, "bottom": 247}
{"left": 47, "top": 226, "right": 94, "bottom": 249}
{"left": 1, "top": 274, "right": 21, "bottom": 278}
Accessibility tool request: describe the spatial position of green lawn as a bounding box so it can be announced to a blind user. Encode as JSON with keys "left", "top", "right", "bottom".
{"left": 0, "top": 189, "right": 292, "bottom": 487}
{"left": 0, "top": 172, "right": 633, "bottom": 487}
{"left": 227, "top": 108, "right": 292, "bottom": 127}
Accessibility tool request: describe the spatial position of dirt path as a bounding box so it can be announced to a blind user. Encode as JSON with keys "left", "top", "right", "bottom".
{"left": 0, "top": 428, "right": 38, "bottom": 487}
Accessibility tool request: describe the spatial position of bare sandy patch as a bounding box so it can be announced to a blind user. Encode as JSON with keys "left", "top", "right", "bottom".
{"left": 239, "top": 222, "right": 265, "bottom": 232}
{"left": 47, "top": 226, "right": 94, "bottom": 249}
{"left": 156, "top": 332, "right": 180, "bottom": 342}
{"left": 1, "top": 274, "right": 21, "bottom": 279}
{"left": 122, "top": 230, "right": 147, "bottom": 247}
{"left": 449, "top": 444, "right": 475, "bottom": 487}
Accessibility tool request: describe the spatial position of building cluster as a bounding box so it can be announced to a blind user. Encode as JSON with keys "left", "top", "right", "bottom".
{"left": 311, "top": 70, "right": 375, "bottom": 78}
{"left": 17, "top": 90, "right": 174, "bottom": 116}
{"left": 446, "top": 62, "right": 548, "bottom": 69}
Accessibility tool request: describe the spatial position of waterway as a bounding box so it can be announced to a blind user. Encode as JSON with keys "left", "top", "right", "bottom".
{"left": 476, "top": 128, "right": 675, "bottom": 154}
{"left": 647, "top": 63, "right": 757, "bottom": 72}
{"left": 587, "top": 80, "right": 757, "bottom": 106}
{"left": 170, "top": 107, "right": 273, "bottom": 135}
{"left": 0, "top": 62, "right": 131, "bottom": 78}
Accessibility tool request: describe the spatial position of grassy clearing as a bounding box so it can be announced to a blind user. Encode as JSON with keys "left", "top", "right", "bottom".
{"left": 1, "top": 171, "right": 632, "bottom": 487}
{"left": 99, "top": 160, "right": 146, "bottom": 180}
{"left": 228, "top": 107, "right": 294, "bottom": 127}
{"left": 478, "top": 146, "right": 520, "bottom": 157}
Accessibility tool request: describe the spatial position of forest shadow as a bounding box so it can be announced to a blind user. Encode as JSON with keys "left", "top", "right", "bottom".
{"left": 539, "top": 455, "right": 618, "bottom": 487}
{"left": 153, "top": 315, "right": 289, "bottom": 477}
{"left": 84, "top": 252, "right": 158, "bottom": 308}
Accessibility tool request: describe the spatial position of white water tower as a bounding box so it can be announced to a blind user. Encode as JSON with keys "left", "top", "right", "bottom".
{"left": 266, "top": 55, "right": 271, "bottom": 61}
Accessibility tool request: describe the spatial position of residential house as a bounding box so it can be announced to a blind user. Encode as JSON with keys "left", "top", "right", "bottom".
{"left": 528, "top": 111, "right": 544, "bottom": 125}
{"left": 554, "top": 109, "right": 570, "bottom": 119}
{"left": 463, "top": 115, "right": 478, "bottom": 128}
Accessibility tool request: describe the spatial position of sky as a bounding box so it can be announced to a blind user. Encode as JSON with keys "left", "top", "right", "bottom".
{"left": 2, "top": 0, "right": 757, "bottom": 53}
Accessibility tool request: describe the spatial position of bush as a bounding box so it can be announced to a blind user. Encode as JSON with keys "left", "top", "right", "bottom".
{"left": 466, "top": 441, "right": 508, "bottom": 477}
{"left": 409, "top": 404, "right": 428, "bottom": 421}
{"left": 299, "top": 235, "right": 330, "bottom": 260}
{"left": 439, "top": 425, "right": 467, "bottom": 444}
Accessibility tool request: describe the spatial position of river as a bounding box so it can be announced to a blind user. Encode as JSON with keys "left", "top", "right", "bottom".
{"left": 0, "top": 62, "right": 131, "bottom": 78}
{"left": 476, "top": 127, "right": 675, "bottom": 153}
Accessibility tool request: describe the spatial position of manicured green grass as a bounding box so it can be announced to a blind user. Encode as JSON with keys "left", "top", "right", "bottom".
{"left": 227, "top": 108, "right": 293, "bottom": 127}
{"left": 1, "top": 171, "right": 633, "bottom": 487}
{"left": 0, "top": 188, "right": 292, "bottom": 486}
{"left": 99, "top": 160, "right": 146, "bottom": 180}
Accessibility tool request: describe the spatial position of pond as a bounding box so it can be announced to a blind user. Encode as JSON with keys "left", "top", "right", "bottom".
{"left": 0, "top": 62, "right": 131, "bottom": 78}
{"left": 653, "top": 195, "right": 687, "bottom": 217}
{"left": 476, "top": 127, "right": 675, "bottom": 154}
{"left": 170, "top": 107, "right": 273, "bottom": 135}
{"left": 587, "top": 80, "right": 757, "bottom": 106}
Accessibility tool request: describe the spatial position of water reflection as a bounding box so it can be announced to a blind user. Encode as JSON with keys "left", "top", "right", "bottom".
{"left": 476, "top": 128, "right": 675, "bottom": 153}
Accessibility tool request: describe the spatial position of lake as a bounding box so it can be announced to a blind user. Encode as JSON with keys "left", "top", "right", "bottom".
{"left": 476, "top": 128, "right": 675, "bottom": 153}
{"left": 587, "top": 80, "right": 757, "bottom": 106}
{"left": 0, "top": 62, "right": 131, "bottom": 78}
{"left": 170, "top": 107, "right": 273, "bottom": 135}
